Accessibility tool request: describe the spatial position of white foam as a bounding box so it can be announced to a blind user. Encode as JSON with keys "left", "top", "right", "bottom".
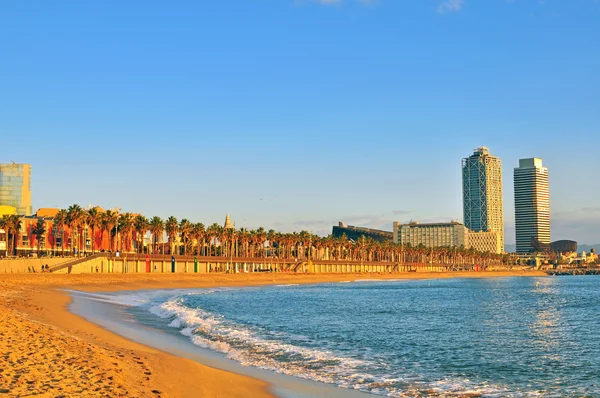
{"left": 66, "top": 290, "right": 152, "bottom": 307}
{"left": 144, "top": 291, "right": 521, "bottom": 397}
{"left": 146, "top": 296, "right": 378, "bottom": 388}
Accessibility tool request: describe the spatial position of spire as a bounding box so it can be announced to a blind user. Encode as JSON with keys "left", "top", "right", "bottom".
{"left": 224, "top": 214, "right": 232, "bottom": 229}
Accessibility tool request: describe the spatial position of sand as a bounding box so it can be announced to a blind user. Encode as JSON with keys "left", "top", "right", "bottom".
{"left": 0, "top": 270, "right": 547, "bottom": 397}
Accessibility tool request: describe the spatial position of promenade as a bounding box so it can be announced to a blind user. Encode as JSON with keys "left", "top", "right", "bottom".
{"left": 1, "top": 253, "right": 500, "bottom": 274}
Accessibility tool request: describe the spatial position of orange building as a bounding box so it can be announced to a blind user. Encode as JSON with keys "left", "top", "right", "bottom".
{"left": 3, "top": 208, "right": 144, "bottom": 257}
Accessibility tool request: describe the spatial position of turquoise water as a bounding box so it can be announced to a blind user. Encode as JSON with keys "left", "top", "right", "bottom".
{"left": 128, "top": 277, "right": 600, "bottom": 397}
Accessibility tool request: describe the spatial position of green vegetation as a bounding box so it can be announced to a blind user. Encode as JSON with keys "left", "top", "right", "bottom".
{"left": 2, "top": 204, "right": 505, "bottom": 267}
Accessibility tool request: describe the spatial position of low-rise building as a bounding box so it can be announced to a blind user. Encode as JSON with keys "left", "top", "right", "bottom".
{"left": 333, "top": 222, "right": 393, "bottom": 242}
{"left": 1, "top": 207, "right": 144, "bottom": 257}
{"left": 393, "top": 221, "right": 468, "bottom": 248}
{"left": 393, "top": 220, "right": 503, "bottom": 254}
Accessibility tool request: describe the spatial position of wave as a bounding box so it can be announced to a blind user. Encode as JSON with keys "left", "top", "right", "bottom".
{"left": 145, "top": 294, "right": 515, "bottom": 397}
{"left": 148, "top": 296, "right": 379, "bottom": 389}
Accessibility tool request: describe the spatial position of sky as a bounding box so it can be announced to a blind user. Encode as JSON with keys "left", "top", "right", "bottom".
{"left": 1, "top": 0, "right": 599, "bottom": 244}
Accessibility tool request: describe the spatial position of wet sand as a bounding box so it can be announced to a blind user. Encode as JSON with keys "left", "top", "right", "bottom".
{"left": 0, "top": 270, "right": 546, "bottom": 397}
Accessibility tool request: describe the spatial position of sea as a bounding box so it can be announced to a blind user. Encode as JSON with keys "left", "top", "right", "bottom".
{"left": 73, "top": 276, "right": 600, "bottom": 397}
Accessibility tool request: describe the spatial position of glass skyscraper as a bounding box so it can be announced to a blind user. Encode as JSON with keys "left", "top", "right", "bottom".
{"left": 514, "top": 158, "right": 550, "bottom": 254}
{"left": 0, "top": 163, "right": 32, "bottom": 215}
{"left": 462, "top": 147, "right": 504, "bottom": 252}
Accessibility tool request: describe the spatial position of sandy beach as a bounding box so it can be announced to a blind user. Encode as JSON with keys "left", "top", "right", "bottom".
{"left": 0, "top": 270, "right": 547, "bottom": 397}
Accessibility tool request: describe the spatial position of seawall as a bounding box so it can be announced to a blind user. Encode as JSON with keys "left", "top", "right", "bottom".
{"left": 44, "top": 254, "right": 455, "bottom": 275}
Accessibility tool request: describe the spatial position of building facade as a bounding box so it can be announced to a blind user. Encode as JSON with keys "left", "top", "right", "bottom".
{"left": 514, "top": 158, "right": 550, "bottom": 254}
{"left": 333, "top": 222, "right": 393, "bottom": 243}
{"left": 467, "top": 231, "right": 503, "bottom": 255}
{"left": 0, "top": 207, "right": 142, "bottom": 257}
{"left": 393, "top": 221, "right": 502, "bottom": 254}
{"left": 462, "top": 147, "right": 504, "bottom": 252}
{"left": 393, "top": 221, "right": 468, "bottom": 248}
{"left": 0, "top": 163, "right": 32, "bottom": 215}
{"left": 550, "top": 240, "right": 576, "bottom": 253}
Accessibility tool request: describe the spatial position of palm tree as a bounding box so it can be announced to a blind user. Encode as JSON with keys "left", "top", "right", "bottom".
{"left": 0, "top": 214, "right": 22, "bottom": 256}
{"left": 165, "top": 216, "right": 179, "bottom": 255}
{"left": 0, "top": 215, "right": 12, "bottom": 256}
{"left": 66, "top": 204, "right": 84, "bottom": 255}
{"left": 179, "top": 219, "right": 192, "bottom": 256}
{"left": 54, "top": 209, "right": 67, "bottom": 256}
{"left": 134, "top": 215, "right": 149, "bottom": 254}
{"left": 238, "top": 228, "right": 250, "bottom": 257}
{"left": 206, "top": 223, "right": 220, "bottom": 256}
{"left": 31, "top": 218, "right": 46, "bottom": 255}
{"left": 223, "top": 225, "right": 236, "bottom": 258}
{"left": 86, "top": 207, "right": 101, "bottom": 254}
{"left": 118, "top": 213, "right": 135, "bottom": 252}
{"left": 256, "top": 227, "right": 267, "bottom": 258}
{"left": 101, "top": 210, "right": 119, "bottom": 252}
{"left": 0, "top": 216, "right": 7, "bottom": 256}
{"left": 266, "top": 229, "right": 276, "bottom": 257}
{"left": 149, "top": 216, "right": 164, "bottom": 254}
{"left": 191, "top": 222, "right": 205, "bottom": 256}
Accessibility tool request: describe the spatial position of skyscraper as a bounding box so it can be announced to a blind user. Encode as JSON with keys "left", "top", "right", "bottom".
{"left": 462, "top": 147, "right": 504, "bottom": 252}
{"left": 0, "top": 163, "right": 32, "bottom": 215}
{"left": 514, "top": 158, "right": 550, "bottom": 254}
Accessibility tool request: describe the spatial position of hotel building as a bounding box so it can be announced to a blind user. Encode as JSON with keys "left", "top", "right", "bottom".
{"left": 392, "top": 221, "right": 502, "bottom": 254}
{"left": 0, "top": 163, "right": 32, "bottom": 215}
{"left": 462, "top": 147, "right": 504, "bottom": 253}
{"left": 514, "top": 158, "right": 550, "bottom": 254}
{"left": 393, "top": 221, "right": 467, "bottom": 248}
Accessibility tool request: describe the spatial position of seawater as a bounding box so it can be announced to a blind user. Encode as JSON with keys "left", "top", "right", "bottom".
{"left": 112, "top": 277, "right": 600, "bottom": 397}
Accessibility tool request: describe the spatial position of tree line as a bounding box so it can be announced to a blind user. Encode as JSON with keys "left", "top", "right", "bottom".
{"left": 0, "top": 204, "right": 505, "bottom": 267}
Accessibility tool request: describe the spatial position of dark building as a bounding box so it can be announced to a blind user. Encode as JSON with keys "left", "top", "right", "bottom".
{"left": 331, "top": 222, "right": 393, "bottom": 243}
{"left": 550, "top": 240, "right": 577, "bottom": 253}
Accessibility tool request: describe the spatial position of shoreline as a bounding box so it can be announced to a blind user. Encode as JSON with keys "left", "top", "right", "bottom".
{"left": 0, "top": 270, "right": 547, "bottom": 397}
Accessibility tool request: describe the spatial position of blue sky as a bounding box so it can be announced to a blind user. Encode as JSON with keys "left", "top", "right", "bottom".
{"left": 1, "top": 0, "right": 599, "bottom": 244}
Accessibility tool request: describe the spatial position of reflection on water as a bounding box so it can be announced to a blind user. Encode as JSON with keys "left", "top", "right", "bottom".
{"left": 124, "top": 276, "right": 600, "bottom": 397}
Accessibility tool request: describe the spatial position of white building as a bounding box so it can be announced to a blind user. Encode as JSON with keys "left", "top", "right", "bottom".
{"left": 514, "top": 158, "right": 550, "bottom": 254}
{"left": 393, "top": 221, "right": 468, "bottom": 248}
{"left": 393, "top": 221, "right": 503, "bottom": 254}
{"left": 462, "top": 147, "right": 504, "bottom": 251}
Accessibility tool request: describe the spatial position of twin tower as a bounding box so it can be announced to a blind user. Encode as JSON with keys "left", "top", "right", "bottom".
{"left": 462, "top": 147, "right": 550, "bottom": 254}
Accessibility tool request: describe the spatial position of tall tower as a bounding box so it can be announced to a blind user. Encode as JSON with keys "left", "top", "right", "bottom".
{"left": 462, "top": 147, "right": 504, "bottom": 251}
{"left": 0, "top": 163, "right": 32, "bottom": 215}
{"left": 514, "top": 158, "right": 550, "bottom": 254}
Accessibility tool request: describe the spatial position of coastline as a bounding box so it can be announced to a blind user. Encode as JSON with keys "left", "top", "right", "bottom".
{"left": 0, "top": 270, "right": 547, "bottom": 397}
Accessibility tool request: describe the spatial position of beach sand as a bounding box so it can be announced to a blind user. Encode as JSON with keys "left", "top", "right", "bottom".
{"left": 0, "top": 270, "right": 546, "bottom": 397}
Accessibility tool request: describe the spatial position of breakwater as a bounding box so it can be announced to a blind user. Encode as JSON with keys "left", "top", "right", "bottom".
{"left": 546, "top": 268, "right": 600, "bottom": 276}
